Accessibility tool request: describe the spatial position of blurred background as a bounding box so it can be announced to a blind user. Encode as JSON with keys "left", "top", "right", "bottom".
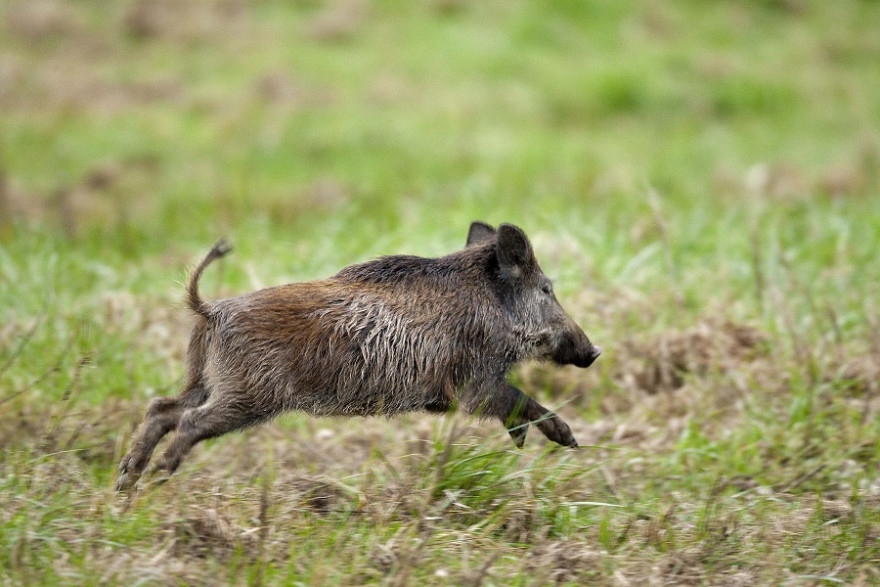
{"left": 3, "top": 0, "right": 877, "bottom": 250}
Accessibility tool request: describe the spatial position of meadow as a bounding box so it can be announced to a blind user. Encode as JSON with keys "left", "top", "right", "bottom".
{"left": 2, "top": 0, "right": 880, "bottom": 584}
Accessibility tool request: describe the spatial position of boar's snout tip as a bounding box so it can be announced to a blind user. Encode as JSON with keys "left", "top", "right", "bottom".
{"left": 575, "top": 345, "right": 601, "bottom": 368}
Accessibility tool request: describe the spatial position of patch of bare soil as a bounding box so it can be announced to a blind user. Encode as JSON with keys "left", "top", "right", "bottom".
{"left": 2, "top": 1, "right": 249, "bottom": 115}
{"left": 280, "top": 474, "right": 356, "bottom": 514}
{"left": 122, "top": 0, "right": 246, "bottom": 41}
{"left": 621, "top": 319, "right": 768, "bottom": 395}
{"left": 252, "top": 71, "right": 331, "bottom": 108}
{"left": 0, "top": 56, "right": 185, "bottom": 113}
{"left": 835, "top": 355, "right": 880, "bottom": 397}
{"left": 1, "top": 156, "right": 162, "bottom": 236}
{"left": 524, "top": 540, "right": 605, "bottom": 583}
{"left": 169, "top": 506, "right": 259, "bottom": 558}
{"left": 712, "top": 141, "right": 880, "bottom": 202}
{"left": 4, "top": 0, "right": 82, "bottom": 44}
{"left": 304, "top": 0, "right": 368, "bottom": 43}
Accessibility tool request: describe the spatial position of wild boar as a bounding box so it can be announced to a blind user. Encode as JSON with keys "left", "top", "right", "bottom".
{"left": 115, "top": 221, "right": 601, "bottom": 491}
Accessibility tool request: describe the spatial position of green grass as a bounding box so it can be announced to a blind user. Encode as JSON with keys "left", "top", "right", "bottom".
{"left": 2, "top": 0, "right": 880, "bottom": 584}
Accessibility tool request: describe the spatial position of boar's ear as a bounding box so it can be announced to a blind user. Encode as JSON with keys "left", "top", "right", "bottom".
{"left": 466, "top": 221, "right": 496, "bottom": 247}
{"left": 496, "top": 223, "right": 536, "bottom": 279}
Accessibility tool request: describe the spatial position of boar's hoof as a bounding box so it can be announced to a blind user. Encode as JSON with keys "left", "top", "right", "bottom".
{"left": 114, "top": 472, "right": 135, "bottom": 493}
{"left": 537, "top": 415, "right": 579, "bottom": 448}
{"left": 508, "top": 426, "right": 528, "bottom": 449}
{"left": 117, "top": 454, "right": 132, "bottom": 474}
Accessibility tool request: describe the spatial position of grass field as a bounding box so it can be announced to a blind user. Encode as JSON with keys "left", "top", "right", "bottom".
{"left": 2, "top": 0, "right": 880, "bottom": 584}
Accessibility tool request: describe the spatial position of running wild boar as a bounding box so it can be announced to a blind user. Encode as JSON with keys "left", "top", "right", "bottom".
{"left": 115, "top": 221, "right": 601, "bottom": 491}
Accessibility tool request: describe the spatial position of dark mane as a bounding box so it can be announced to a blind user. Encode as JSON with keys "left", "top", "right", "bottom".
{"left": 335, "top": 246, "right": 497, "bottom": 286}
{"left": 335, "top": 255, "right": 438, "bottom": 284}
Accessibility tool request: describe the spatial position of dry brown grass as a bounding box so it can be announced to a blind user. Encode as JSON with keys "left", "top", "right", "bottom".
{"left": 4, "top": 312, "right": 877, "bottom": 583}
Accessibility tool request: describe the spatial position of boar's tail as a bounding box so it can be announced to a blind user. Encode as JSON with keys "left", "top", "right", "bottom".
{"left": 186, "top": 240, "right": 232, "bottom": 319}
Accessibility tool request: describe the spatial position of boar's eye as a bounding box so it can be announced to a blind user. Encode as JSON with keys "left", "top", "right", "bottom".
{"left": 541, "top": 282, "right": 553, "bottom": 296}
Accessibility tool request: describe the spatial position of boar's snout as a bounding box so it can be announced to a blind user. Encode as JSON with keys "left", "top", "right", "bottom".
{"left": 577, "top": 345, "right": 602, "bottom": 368}
{"left": 553, "top": 327, "right": 602, "bottom": 368}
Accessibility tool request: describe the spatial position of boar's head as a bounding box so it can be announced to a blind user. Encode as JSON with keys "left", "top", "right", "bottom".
{"left": 467, "top": 221, "right": 601, "bottom": 369}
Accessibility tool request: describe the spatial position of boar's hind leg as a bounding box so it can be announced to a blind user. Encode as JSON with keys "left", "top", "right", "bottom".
{"left": 474, "top": 382, "right": 578, "bottom": 449}
{"left": 150, "top": 395, "right": 260, "bottom": 479}
{"left": 115, "top": 385, "right": 209, "bottom": 491}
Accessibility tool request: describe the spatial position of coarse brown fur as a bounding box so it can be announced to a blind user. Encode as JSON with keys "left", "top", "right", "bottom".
{"left": 115, "top": 222, "right": 601, "bottom": 491}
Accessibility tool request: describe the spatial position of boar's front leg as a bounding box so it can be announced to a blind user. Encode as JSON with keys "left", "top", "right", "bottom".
{"left": 472, "top": 381, "right": 578, "bottom": 449}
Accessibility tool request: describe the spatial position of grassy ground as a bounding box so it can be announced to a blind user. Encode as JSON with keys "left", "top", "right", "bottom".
{"left": 2, "top": 0, "right": 880, "bottom": 584}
